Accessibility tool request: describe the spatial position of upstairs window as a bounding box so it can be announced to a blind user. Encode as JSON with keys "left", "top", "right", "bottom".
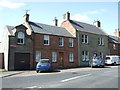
{"left": 113, "top": 44, "right": 116, "bottom": 50}
{"left": 59, "top": 37, "right": 64, "bottom": 46}
{"left": 98, "top": 37, "right": 104, "bottom": 46}
{"left": 82, "top": 35, "right": 88, "bottom": 44}
{"left": 69, "top": 38, "right": 74, "bottom": 47}
{"left": 17, "top": 32, "right": 24, "bottom": 44}
{"left": 44, "top": 35, "right": 49, "bottom": 45}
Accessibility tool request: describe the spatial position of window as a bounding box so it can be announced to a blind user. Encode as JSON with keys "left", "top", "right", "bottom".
{"left": 113, "top": 44, "right": 116, "bottom": 50}
{"left": 82, "top": 51, "right": 89, "bottom": 61}
{"left": 69, "top": 38, "right": 74, "bottom": 47}
{"left": 98, "top": 37, "right": 104, "bottom": 46}
{"left": 59, "top": 37, "right": 64, "bottom": 46}
{"left": 17, "top": 32, "right": 24, "bottom": 44}
{"left": 35, "top": 51, "right": 41, "bottom": 62}
{"left": 52, "top": 52, "right": 57, "bottom": 62}
{"left": 44, "top": 35, "right": 49, "bottom": 45}
{"left": 69, "top": 52, "right": 74, "bottom": 62}
{"left": 82, "top": 35, "right": 88, "bottom": 44}
{"left": 100, "top": 52, "right": 104, "bottom": 58}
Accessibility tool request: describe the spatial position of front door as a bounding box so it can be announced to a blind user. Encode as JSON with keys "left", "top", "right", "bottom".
{"left": 59, "top": 52, "right": 64, "bottom": 67}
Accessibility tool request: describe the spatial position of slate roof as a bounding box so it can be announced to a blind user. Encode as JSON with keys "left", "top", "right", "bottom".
{"left": 108, "top": 35, "right": 120, "bottom": 43}
{"left": 69, "top": 20, "right": 107, "bottom": 36}
{"left": 29, "top": 21, "right": 74, "bottom": 37}
{"left": 6, "top": 25, "right": 15, "bottom": 35}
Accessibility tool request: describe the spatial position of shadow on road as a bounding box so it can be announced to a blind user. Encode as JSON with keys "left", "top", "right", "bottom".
{"left": 40, "top": 69, "right": 61, "bottom": 73}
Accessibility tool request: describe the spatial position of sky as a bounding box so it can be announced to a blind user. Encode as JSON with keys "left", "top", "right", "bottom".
{"left": 0, "top": 1, "right": 119, "bottom": 42}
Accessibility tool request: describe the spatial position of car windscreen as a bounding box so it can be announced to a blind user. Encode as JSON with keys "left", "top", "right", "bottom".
{"left": 41, "top": 60, "right": 50, "bottom": 63}
{"left": 93, "top": 57, "right": 103, "bottom": 61}
{"left": 105, "top": 57, "right": 110, "bottom": 60}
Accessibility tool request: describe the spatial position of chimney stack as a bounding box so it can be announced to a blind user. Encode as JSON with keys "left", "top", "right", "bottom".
{"left": 114, "top": 29, "right": 120, "bottom": 37}
{"left": 63, "top": 11, "right": 70, "bottom": 21}
{"left": 53, "top": 17, "right": 58, "bottom": 26}
{"left": 93, "top": 20, "right": 101, "bottom": 27}
{"left": 23, "top": 14, "right": 29, "bottom": 22}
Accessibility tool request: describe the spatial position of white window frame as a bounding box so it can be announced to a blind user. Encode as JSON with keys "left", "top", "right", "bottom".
{"left": 44, "top": 35, "right": 50, "bottom": 45}
{"left": 69, "top": 52, "right": 74, "bottom": 62}
{"left": 52, "top": 52, "right": 57, "bottom": 62}
{"left": 98, "top": 37, "right": 104, "bottom": 46}
{"left": 82, "top": 35, "right": 88, "bottom": 44}
{"left": 59, "top": 37, "right": 64, "bottom": 46}
{"left": 82, "top": 51, "right": 89, "bottom": 61}
{"left": 17, "top": 32, "right": 24, "bottom": 44}
{"left": 100, "top": 52, "right": 104, "bottom": 58}
{"left": 69, "top": 38, "right": 74, "bottom": 47}
{"left": 35, "top": 51, "right": 41, "bottom": 62}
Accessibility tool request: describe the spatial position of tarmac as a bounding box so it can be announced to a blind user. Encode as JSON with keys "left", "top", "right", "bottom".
{"left": 0, "top": 67, "right": 93, "bottom": 78}
{"left": 0, "top": 66, "right": 118, "bottom": 78}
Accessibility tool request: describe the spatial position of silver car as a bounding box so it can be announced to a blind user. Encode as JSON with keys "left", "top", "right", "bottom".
{"left": 89, "top": 57, "right": 105, "bottom": 68}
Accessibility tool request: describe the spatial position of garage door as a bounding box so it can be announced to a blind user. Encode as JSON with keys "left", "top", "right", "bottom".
{"left": 14, "top": 53, "right": 30, "bottom": 70}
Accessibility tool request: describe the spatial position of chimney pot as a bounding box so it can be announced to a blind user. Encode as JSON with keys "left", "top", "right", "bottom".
{"left": 53, "top": 17, "right": 58, "bottom": 26}
{"left": 23, "top": 14, "right": 29, "bottom": 22}
{"left": 93, "top": 20, "right": 101, "bottom": 27}
{"left": 63, "top": 11, "right": 70, "bottom": 21}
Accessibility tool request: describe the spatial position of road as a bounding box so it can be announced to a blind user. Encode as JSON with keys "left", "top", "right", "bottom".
{"left": 2, "top": 66, "right": 119, "bottom": 88}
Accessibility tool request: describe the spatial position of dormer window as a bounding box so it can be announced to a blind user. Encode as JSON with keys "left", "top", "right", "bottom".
{"left": 17, "top": 32, "right": 24, "bottom": 44}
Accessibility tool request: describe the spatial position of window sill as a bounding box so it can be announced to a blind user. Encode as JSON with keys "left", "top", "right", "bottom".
{"left": 82, "top": 61, "right": 89, "bottom": 62}
{"left": 52, "top": 61, "right": 57, "bottom": 63}
{"left": 44, "top": 44, "right": 50, "bottom": 46}
{"left": 59, "top": 45, "right": 64, "bottom": 47}
{"left": 17, "top": 43, "right": 24, "bottom": 45}
{"left": 82, "top": 43, "right": 89, "bottom": 45}
{"left": 69, "top": 61, "right": 74, "bottom": 63}
{"left": 69, "top": 46, "right": 74, "bottom": 48}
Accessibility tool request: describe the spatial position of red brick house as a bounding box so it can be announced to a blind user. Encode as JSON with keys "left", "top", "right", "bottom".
{"left": 2, "top": 14, "right": 78, "bottom": 70}
{"left": 108, "top": 29, "right": 120, "bottom": 56}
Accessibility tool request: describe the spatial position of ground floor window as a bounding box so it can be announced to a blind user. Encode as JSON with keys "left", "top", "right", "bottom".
{"left": 82, "top": 51, "right": 89, "bottom": 61}
{"left": 52, "top": 52, "right": 57, "bottom": 62}
{"left": 69, "top": 52, "right": 74, "bottom": 62}
{"left": 35, "top": 51, "right": 41, "bottom": 62}
{"left": 100, "top": 52, "right": 104, "bottom": 58}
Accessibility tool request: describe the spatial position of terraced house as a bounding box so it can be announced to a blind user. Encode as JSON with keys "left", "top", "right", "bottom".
{"left": 1, "top": 12, "right": 109, "bottom": 70}
{"left": 1, "top": 14, "right": 78, "bottom": 70}
{"left": 108, "top": 29, "right": 120, "bottom": 56}
{"left": 61, "top": 12, "right": 109, "bottom": 66}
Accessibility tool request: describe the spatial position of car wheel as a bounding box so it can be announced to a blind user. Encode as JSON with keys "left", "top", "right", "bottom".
{"left": 91, "top": 65, "right": 94, "bottom": 68}
{"left": 114, "top": 62, "right": 116, "bottom": 66}
{"left": 102, "top": 65, "right": 104, "bottom": 68}
{"left": 36, "top": 70, "right": 39, "bottom": 73}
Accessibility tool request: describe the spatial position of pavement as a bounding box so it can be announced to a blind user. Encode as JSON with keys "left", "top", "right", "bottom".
{"left": 0, "top": 66, "right": 118, "bottom": 78}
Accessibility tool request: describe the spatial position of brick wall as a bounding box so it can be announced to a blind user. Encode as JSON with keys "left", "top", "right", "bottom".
{"left": 33, "top": 33, "right": 78, "bottom": 69}
{"left": 109, "top": 43, "right": 119, "bottom": 55}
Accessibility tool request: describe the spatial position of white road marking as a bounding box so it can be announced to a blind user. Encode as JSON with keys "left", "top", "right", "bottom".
{"left": 26, "top": 86, "right": 42, "bottom": 88}
{"left": 61, "top": 74, "right": 91, "bottom": 82}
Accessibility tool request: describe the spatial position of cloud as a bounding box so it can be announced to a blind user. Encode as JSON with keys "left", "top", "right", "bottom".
{"left": 0, "top": 0, "right": 25, "bottom": 9}
{"left": 71, "top": 14, "right": 91, "bottom": 21}
{"left": 85, "top": 9, "right": 107, "bottom": 15}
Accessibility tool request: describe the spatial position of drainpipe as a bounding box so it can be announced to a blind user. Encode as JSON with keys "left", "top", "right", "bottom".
{"left": 76, "top": 30, "right": 80, "bottom": 66}
{"left": 32, "top": 32, "right": 35, "bottom": 69}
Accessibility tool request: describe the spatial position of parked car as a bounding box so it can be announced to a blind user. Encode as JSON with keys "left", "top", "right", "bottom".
{"left": 105, "top": 55, "right": 120, "bottom": 65}
{"left": 36, "top": 59, "right": 52, "bottom": 73}
{"left": 89, "top": 57, "right": 105, "bottom": 68}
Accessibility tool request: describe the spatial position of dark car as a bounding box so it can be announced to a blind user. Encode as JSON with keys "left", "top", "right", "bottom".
{"left": 89, "top": 57, "right": 105, "bottom": 68}
{"left": 36, "top": 59, "right": 52, "bottom": 73}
